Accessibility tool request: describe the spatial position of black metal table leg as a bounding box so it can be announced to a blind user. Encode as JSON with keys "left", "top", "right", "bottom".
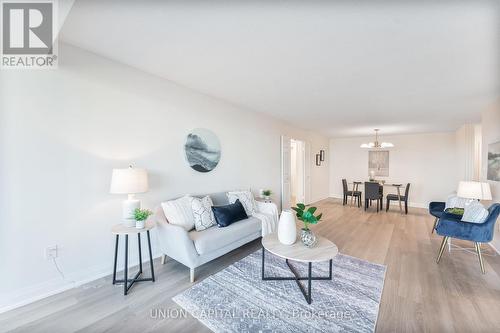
{"left": 113, "top": 229, "right": 156, "bottom": 295}
{"left": 137, "top": 233, "right": 143, "bottom": 274}
{"left": 124, "top": 234, "right": 128, "bottom": 295}
{"left": 147, "top": 230, "right": 155, "bottom": 282}
{"left": 112, "top": 235, "right": 119, "bottom": 284}
{"left": 261, "top": 247, "right": 333, "bottom": 304}
{"left": 261, "top": 247, "right": 265, "bottom": 279}
{"left": 307, "top": 262, "right": 312, "bottom": 304}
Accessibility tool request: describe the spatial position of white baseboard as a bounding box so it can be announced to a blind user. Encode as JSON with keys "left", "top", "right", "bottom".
{"left": 0, "top": 253, "right": 162, "bottom": 314}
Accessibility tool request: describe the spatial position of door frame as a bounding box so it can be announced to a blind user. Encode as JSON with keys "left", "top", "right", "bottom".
{"left": 282, "top": 136, "right": 311, "bottom": 210}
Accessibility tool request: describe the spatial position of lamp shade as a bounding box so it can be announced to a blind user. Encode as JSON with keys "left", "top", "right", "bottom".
{"left": 457, "top": 181, "right": 492, "bottom": 200}
{"left": 110, "top": 166, "right": 148, "bottom": 194}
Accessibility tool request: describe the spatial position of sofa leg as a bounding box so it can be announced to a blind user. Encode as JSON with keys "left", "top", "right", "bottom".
{"left": 475, "top": 242, "right": 486, "bottom": 274}
{"left": 190, "top": 268, "right": 195, "bottom": 283}
{"left": 160, "top": 254, "right": 167, "bottom": 265}
{"left": 436, "top": 236, "right": 449, "bottom": 263}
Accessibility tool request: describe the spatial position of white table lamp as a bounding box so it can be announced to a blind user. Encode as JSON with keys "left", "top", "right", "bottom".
{"left": 110, "top": 166, "right": 149, "bottom": 225}
{"left": 457, "top": 181, "right": 492, "bottom": 201}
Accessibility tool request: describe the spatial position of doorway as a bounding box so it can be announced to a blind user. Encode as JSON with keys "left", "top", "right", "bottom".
{"left": 281, "top": 136, "right": 311, "bottom": 210}
{"left": 290, "top": 139, "right": 305, "bottom": 206}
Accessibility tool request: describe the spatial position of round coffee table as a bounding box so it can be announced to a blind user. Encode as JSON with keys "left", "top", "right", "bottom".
{"left": 261, "top": 233, "right": 338, "bottom": 304}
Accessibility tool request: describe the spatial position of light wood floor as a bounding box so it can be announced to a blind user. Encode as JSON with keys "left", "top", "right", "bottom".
{"left": 2, "top": 198, "right": 500, "bottom": 332}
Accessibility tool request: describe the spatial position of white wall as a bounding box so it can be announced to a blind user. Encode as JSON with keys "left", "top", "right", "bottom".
{"left": 329, "top": 132, "right": 458, "bottom": 207}
{"left": 455, "top": 124, "right": 479, "bottom": 182}
{"left": 0, "top": 43, "right": 329, "bottom": 312}
{"left": 481, "top": 103, "right": 500, "bottom": 250}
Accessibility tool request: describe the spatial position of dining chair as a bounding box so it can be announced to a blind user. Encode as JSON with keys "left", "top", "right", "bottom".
{"left": 342, "top": 179, "right": 362, "bottom": 207}
{"left": 386, "top": 183, "right": 411, "bottom": 214}
{"left": 364, "top": 182, "right": 383, "bottom": 212}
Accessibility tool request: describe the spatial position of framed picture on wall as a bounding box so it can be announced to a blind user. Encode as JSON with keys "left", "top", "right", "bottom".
{"left": 316, "top": 154, "right": 321, "bottom": 166}
{"left": 368, "top": 150, "right": 389, "bottom": 177}
{"left": 488, "top": 141, "right": 500, "bottom": 181}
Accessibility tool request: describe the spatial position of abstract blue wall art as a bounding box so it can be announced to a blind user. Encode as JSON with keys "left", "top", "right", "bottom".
{"left": 185, "top": 128, "right": 221, "bottom": 173}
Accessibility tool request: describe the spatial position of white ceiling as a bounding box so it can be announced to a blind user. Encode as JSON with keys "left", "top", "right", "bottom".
{"left": 60, "top": 0, "right": 500, "bottom": 137}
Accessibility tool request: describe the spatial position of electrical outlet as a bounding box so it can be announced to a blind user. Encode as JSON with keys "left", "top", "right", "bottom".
{"left": 45, "top": 245, "right": 58, "bottom": 260}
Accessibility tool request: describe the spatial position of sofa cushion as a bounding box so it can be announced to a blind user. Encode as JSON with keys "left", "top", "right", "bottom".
{"left": 161, "top": 195, "right": 195, "bottom": 231}
{"left": 189, "top": 216, "right": 261, "bottom": 255}
{"left": 227, "top": 190, "right": 257, "bottom": 216}
{"left": 212, "top": 199, "right": 248, "bottom": 227}
{"left": 191, "top": 196, "right": 217, "bottom": 231}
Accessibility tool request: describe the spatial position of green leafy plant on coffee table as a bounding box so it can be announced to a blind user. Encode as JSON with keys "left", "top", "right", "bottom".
{"left": 134, "top": 208, "right": 153, "bottom": 221}
{"left": 291, "top": 203, "right": 323, "bottom": 231}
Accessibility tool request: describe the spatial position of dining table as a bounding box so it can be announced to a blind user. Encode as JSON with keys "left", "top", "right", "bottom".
{"left": 348, "top": 181, "right": 406, "bottom": 214}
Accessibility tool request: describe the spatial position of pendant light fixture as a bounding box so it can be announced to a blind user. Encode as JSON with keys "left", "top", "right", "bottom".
{"left": 360, "top": 129, "right": 394, "bottom": 149}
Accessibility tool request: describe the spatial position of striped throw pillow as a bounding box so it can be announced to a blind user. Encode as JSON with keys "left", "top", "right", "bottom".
{"left": 461, "top": 201, "right": 489, "bottom": 224}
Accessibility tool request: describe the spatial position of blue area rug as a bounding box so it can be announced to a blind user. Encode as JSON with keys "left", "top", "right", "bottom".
{"left": 173, "top": 250, "right": 386, "bottom": 332}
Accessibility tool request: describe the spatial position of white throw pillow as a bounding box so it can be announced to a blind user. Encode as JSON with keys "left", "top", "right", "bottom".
{"left": 161, "top": 195, "right": 195, "bottom": 231}
{"left": 445, "top": 193, "right": 469, "bottom": 210}
{"left": 462, "top": 201, "right": 489, "bottom": 224}
{"left": 191, "top": 196, "right": 217, "bottom": 231}
{"left": 227, "top": 190, "right": 257, "bottom": 216}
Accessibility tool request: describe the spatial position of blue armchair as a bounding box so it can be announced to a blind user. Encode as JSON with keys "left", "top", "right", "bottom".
{"left": 436, "top": 203, "right": 500, "bottom": 274}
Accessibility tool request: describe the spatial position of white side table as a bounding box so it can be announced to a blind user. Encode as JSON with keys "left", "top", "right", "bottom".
{"left": 111, "top": 221, "right": 155, "bottom": 295}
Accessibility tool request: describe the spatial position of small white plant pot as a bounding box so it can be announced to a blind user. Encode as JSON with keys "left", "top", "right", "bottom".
{"left": 135, "top": 220, "right": 145, "bottom": 229}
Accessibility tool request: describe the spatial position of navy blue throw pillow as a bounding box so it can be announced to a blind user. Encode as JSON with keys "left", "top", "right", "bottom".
{"left": 211, "top": 199, "right": 248, "bottom": 227}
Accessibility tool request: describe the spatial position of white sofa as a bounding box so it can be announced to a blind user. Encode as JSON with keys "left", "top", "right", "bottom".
{"left": 154, "top": 192, "right": 277, "bottom": 282}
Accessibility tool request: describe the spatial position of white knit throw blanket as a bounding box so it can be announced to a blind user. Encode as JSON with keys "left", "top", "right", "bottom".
{"left": 252, "top": 202, "right": 279, "bottom": 236}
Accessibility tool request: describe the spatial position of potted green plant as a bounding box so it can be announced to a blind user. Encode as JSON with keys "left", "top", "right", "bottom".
{"left": 134, "top": 208, "right": 153, "bottom": 229}
{"left": 262, "top": 189, "right": 272, "bottom": 201}
{"left": 291, "top": 203, "right": 323, "bottom": 247}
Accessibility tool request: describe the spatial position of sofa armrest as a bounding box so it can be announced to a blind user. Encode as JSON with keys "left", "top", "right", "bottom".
{"left": 154, "top": 207, "right": 199, "bottom": 268}
{"left": 256, "top": 201, "right": 279, "bottom": 220}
